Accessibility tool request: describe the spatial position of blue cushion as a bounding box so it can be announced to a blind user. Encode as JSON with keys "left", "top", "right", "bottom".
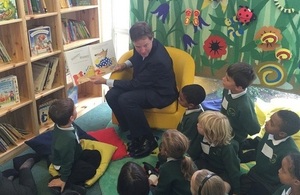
{"left": 25, "top": 123, "right": 96, "bottom": 157}
{"left": 201, "top": 98, "right": 222, "bottom": 111}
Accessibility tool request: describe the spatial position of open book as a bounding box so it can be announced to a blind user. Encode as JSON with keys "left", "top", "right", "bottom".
{"left": 64, "top": 40, "right": 117, "bottom": 86}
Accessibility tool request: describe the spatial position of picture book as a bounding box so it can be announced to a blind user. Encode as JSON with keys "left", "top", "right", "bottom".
{"left": 65, "top": 40, "right": 117, "bottom": 86}
{"left": 39, "top": 56, "right": 59, "bottom": 90}
{"left": 0, "top": 75, "right": 20, "bottom": 109}
{"left": 0, "top": 0, "right": 18, "bottom": 21}
{"left": 38, "top": 99, "right": 56, "bottom": 125}
{"left": 32, "top": 60, "right": 49, "bottom": 92}
{"left": 28, "top": 26, "right": 53, "bottom": 56}
{"left": 89, "top": 40, "right": 117, "bottom": 76}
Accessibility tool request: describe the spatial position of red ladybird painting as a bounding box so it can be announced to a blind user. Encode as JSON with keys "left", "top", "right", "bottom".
{"left": 236, "top": 6, "right": 256, "bottom": 25}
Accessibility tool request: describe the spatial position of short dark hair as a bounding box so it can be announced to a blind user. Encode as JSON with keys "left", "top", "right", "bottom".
{"left": 48, "top": 98, "right": 74, "bottom": 126}
{"left": 277, "top": 110, "right": 300, "bottom": 136}
{"left": 288, "top": 153, "right": 300, "bottom": 180}
{"left": 117, "top": 161, "right": 149, "bottom": 195}
{"left": 182, "top": 84, "right": 206, "bottom": 105}
{"left": 226, "top": 62, "right": 255, "bottom": 89}
{"left": 129, "top": 21, "right": 153, "bottom": 42}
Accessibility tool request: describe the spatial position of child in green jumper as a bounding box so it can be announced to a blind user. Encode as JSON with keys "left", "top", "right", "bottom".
{"left": 48, "top": 98, "right": 101, "bottom": 194}
{"left": 177, "top": 84, "right": 206, "bottom": 161}
{"left": 240, "top": 110, "right": 300, "bottom": 195}
{"left": 273, "top": 153, "right": 300, "bottom": 195}
{"left": 197, "top": 110, "right": 241, "bottom": 195}
{"left": 149, "top": 130, "right": 197, "bottom": 195}
{"left": 221, "top": 62, "right": 260, "bottom": 161}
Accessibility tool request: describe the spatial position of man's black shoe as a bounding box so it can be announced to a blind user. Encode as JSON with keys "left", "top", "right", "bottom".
{"left": 127, "top": 138, "right": 143, "bottom": 153}
{"left": 130, "top": 139, "right": 158, "bottom": 158}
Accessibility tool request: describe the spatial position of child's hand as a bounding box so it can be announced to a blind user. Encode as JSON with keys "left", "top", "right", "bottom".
{"left": 48, "top": 178, "right": 66, "bottom": 192}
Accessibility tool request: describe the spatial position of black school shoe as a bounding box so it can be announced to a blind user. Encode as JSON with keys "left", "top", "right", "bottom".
{"left": 129, "top": 137, "right": 158, "bottom": 158}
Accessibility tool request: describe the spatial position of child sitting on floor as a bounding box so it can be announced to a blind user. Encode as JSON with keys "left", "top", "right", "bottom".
{"left": 240, "top": 110, "right": 300, "bottom": 195}
{"left": 149, "top": 130, "right": 197, "bottom": 195}
{"left": 177, "top": 84, "right": 206, "bottom": 161}
{"left": 197, "top": 110, "right": 241, "bottom": 195}
{"left": 221, "top": 62, "right": 260, "bottom": 161}
{"left": 48, "top": 98, "right": 101, "bottom": 194}
{"left": 190, "top": 169, "right": 231, "bottom": 195}
{"left": 273, "top": 152, "right": 300, "bottom": 195}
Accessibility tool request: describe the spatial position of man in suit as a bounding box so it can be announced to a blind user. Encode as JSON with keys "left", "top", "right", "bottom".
{"left": 90, "top": 21, "right": 177, "bottom": 158}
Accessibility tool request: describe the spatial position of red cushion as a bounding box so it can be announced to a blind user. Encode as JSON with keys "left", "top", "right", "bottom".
{"left": 87, "top": 127, "right": 128, "bottom": 160}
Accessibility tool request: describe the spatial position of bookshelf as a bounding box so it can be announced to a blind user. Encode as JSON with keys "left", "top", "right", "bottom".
{"left": 0, "top": 0, "right": 102, "bottom": 163}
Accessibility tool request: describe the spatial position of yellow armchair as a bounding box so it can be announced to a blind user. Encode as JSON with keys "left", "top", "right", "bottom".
{"left": 109, "top": 47, "right": 195, "bottom": 129}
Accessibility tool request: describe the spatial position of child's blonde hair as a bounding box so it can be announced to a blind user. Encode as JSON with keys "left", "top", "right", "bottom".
{"left": 161, "top": 129, "right": 197, "bottom": 180}
{"left": 198, "top": 111, "right": 233, "bottom": 146}
{"left": 191, "top": 169, "right": 226, "bottom": 195}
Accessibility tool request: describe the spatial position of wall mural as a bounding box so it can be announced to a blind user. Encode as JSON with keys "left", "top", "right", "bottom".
{"left": 130, "top": 0, "right": 300, "bottom": 94}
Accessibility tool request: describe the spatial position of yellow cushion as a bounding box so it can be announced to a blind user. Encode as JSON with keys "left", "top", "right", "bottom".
{"left": 144, "top": 101, "right": 178, "bottom": 114}
{"left": 49, "top": 139, "right": 117, "bottom": 187}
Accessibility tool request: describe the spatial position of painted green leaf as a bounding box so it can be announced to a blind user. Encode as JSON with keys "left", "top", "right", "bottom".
{"left": 240, "top": 41, "right": 257, "bottom": 52}
{"left": 200, "top": 55, "right": 210, "bottom": 67}
{"left": 262, "top": 52, "right": 277, "bottom": 62}
{"left": 213, "top": 60, "right": 227, "bottom": 69}
{"left": 250, "top": 49, "right": 261, "bottom": 61}
{"left": 131, "top": 8, "right": 142, "bottom": 21}
{"left": 209, "top": 14, "right": 226, "bottom": 26}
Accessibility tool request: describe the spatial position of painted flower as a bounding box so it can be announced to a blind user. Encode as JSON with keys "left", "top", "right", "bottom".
{"left": 182, "top": 34, "right": 198, "bottom": 51}
{"left": 193, "top": 15, "right": 210, "bottom": 33}
{"left": 203, "top": 35, "right": 227, "bottom": 58}
{"left": 255, "top": 26, "right": 282, "bottom": 51}
{"left": 151, "top": 3, "right": 170, "bottom": 24}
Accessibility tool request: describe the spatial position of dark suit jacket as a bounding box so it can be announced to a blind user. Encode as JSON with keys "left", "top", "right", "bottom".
{"left": 113, "top": 38, "right": 178, "bottom": 108}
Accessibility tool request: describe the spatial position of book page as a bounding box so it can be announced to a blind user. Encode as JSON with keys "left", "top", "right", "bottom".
{"left": 89, "top": 40, "right": 117, "bottom": 76}
{"left": 64, "top": 45, "right": 95, "bottom": 86}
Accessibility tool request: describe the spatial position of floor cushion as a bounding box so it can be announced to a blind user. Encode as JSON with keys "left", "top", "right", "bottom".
{"left": 49, "top": 139, "right": 117, "bottom": 187}
{"left": 87, "top": 127, "right": 128, "bottom": 160}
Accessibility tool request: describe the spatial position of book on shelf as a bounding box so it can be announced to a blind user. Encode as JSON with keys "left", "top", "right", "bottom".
{"left": 0, "top": 75, "right": 20, "bottom": 109}
{"left": 0, "top": 0, "right": 18, "bottom": 20}
{"left": 38, "top": 99, "right": 57, "bottom": 125}
{"left": 0, "top": 137, "right": 8, "bottom": 152}
{"left": 61, "top": 18, "right": 91, "bottom": 44}
{"left": 76, "top": 0, "right": 91, "bottom": 6}
{"left": 0, "top": 123, "right": 25, "bottom": 152}
{"left": 0, "top": 40, "right": 11, "bottom": 63}
{"left": 64, "top": 39, "right": 117, "bottom": 86}
{"left": 37, "top": 56, "right": 59, "bottom": 90}
{"left": 32, "top": 60, "right": 50, "bottom": 92}
{"left": 28, "top": 26, "right": 53, "bottom": 57}
{"left": 0, "top": 123, "right": 18, "bottom": 146}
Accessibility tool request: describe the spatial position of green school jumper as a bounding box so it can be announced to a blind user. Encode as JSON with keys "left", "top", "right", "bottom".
{"left": 221, "top": 88, "right": 260, "bottom": 143}
{"left": 154, "top": 159, "right": 192, "bottom": 195}
{"left": 177, "top": 108, "right": 203, "bottom": 161}
{"left": 50, "top": 125, "right": 82, "bottom": 182}
{"left": 247, "top": 133, "right": 299, "bottom": 193}
{"left": 200, "top": 136, "right": 241, "bottom": 194}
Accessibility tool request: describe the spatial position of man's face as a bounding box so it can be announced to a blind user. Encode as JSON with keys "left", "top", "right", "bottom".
{"left": 133, "top": 37, "right": 153, "bottom": 58}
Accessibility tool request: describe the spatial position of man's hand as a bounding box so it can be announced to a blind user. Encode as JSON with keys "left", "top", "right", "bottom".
{"left": 48, "top": 178, "right": 66, "bottom": 192}
{"left": 89, "top": 76, "right": 107, "bottom": 85}
{"left": 113, "top": 63, "right": 127, "bottom": 72}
